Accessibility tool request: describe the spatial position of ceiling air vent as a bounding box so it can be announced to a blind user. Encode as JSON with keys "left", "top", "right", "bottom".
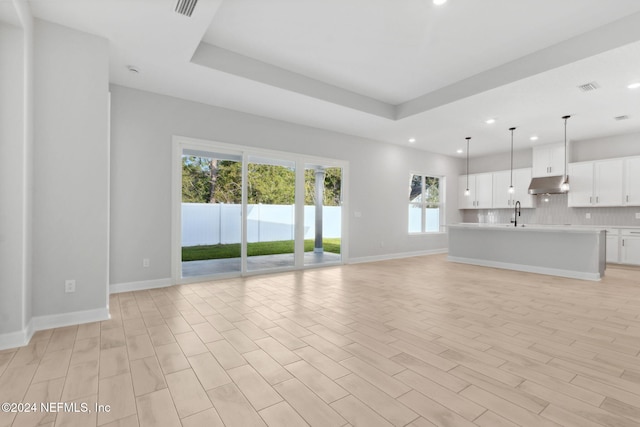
{"left": 577, "top": 82, "right": 599, "bottom": 92}
{"left": 175, "top": 0, "right": 197, "bottom": 17}
{"left": 614, "top": 115, "right": 629, "bottom": 121}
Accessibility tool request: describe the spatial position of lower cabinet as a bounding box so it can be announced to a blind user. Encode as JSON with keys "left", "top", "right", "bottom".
{"left": 606, "top": 229, "right": 619, "bottom": 263}
{"left": 621, "top": 230, "right": 640, "bottom": 265}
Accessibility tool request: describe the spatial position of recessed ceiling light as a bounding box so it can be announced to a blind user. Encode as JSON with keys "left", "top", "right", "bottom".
{"left": 628, "top": 82, "right": 640, "bottom": 89}
{"left": 530, "top": 136, "right": 539, "bottom": 141}
{"left": 485, "top": 118, "right": 496, "bottom": 124}
{"left": 456, "top": 149, "right": 463, "bottom": 154}
{"left": 433, "top": 0, "right": 447, "bottom": 5}
{"left": 408, "top": 138, "right": 416, "bottom": 143}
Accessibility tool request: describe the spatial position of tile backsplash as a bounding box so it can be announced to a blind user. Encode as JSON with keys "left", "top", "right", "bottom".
{"left": 462, "top": 193, "right": 640, "bottom": 226}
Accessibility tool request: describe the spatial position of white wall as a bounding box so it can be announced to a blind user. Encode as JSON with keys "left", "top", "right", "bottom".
{"left": 110, "top": 85, "right": 463, "bottom": 286}
{"left": 0, "top": 23, "right": 25, "bottom": 336}
{"left": 572, "top": 132, "right": 640, "bottom": 162}
{"left": 31, "top": 20, "right": 110, "bottom": 319}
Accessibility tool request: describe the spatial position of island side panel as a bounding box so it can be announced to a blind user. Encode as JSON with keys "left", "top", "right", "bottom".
{"left": 448, "top": 227, "right": 605, "bottom": 281}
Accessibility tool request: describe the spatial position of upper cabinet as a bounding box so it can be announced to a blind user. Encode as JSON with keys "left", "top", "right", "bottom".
{"left": 624, "top": 157, "right": 640, "bottom": 206}
{"left": 492, "top": 168, "right": 534, "bottom": 209}
{"left": 459, "top": 173, "right": 493, "bottom": 209}
{"left": 532, "top": 143, "right": 565, "bottom": 177}
{"left": 568, "top": 159, "right": 624, "bottom": 207}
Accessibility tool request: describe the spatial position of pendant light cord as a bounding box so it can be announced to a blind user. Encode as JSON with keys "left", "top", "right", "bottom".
{"left": 562, "top": 115, "right": 570, "bottom": 178}
{"left": 509, "top": 127, "right": 515, "bottom": 188}
{"left": 465, "top": 137, "right": 471, "bottom": 191}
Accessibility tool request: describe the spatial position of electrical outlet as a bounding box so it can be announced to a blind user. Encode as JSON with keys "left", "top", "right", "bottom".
{"left": 143, "top": 258, "right": 150, "bottom": 268}
{"left": 65, "top": 280, "right": 76, "bottom": 293}
{"left": 585, "top": 213, "right": 591, "bottom": 219}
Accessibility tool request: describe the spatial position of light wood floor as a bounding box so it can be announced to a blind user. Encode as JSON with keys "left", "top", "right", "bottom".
{"left": 2, "top": 254, "right": 640, "bottom": 427}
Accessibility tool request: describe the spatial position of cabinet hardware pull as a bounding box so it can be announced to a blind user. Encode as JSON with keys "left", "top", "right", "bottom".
{"left": 630, "top": 232, "right": 640, "bottom": 234}
{"left": 623, "top": 239, "right": 625, "bottom": 247}
{"left": 590, "top": 196, "right": 592, "bottom": 204}
{"left": 596, "top": 196, "right": 599, "bottom": 203}
{"left": 627, "top": 195, "right": 629, "bottom": 202}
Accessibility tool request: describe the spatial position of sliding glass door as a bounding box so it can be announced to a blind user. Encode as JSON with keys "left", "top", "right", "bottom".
{"left": 174, "top": 138, "right": 347, "bottom": 281}
{"left": 246, "top": 156, "right": 296, "bottom": 272}
{"left": 180, "top": 148, "right": 242, "bottom": 278}
{"left": 304, "top": 164, "right": 342, "bottom": 266}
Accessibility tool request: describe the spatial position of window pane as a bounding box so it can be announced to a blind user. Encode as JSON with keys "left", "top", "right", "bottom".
{"left": 425, "top": 176, "right": 440, "bottom": 204}
{"left": 409, "top": 174, "right": 422, "bottom": 202}
{"left": 425, "top": 208, "right": 440, "bottom": 232}
{"left": 408, "top": 204, "right": 422, "bottom": 233}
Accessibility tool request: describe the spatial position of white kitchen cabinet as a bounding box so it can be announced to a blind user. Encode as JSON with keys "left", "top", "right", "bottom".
{"left": 532, "top": 143, "right": 565, "bottom": 177}
{"left": 458, "top": 173, "right": 493, "bottom": 209}
{"left": 567, "top": 159, "right": 624, "bottom": 207}
{"left": 606, "top": 229, "right": 620, "bottom": 263}
{"left": 492, "top": 168, "right": 534, "bottom": 209}
{"left": 623, "top": 156, "right": 640, "bottom": 206}
{"left": 621, "top": 229, "right": 640, "bottom": 265}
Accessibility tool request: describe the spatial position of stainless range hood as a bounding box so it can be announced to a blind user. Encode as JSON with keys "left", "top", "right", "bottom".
{"left": 528, "top": 175, "right": 568, "bottom": 195}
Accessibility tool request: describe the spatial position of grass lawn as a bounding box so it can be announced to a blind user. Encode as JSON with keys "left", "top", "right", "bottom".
{"left": 182, "top": 238, "right": 341, "bottom": 261}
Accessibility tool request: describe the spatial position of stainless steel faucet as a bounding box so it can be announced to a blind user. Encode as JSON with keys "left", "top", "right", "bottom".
{"left": 514, "top": 201, "right": 521, "bottom": 227}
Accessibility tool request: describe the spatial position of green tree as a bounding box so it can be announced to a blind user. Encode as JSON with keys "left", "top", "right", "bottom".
{"left": 305, "top": 167, "right": 342, "bottom": 206}
{"left": 182, "top": 156, "right": 211, "bottom": 202}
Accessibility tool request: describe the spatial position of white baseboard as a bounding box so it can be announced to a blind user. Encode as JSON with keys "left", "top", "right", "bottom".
{"left": 110, "top": 278, "right": 172, "bottom": 294}
{"left": 31, "top": 307, "right": 111, "bottom": 332}
{"left": 447, "top": 256, "right": 602, "bottom": 281}
{"left": 348, "top": 248, "right": 447, "bottom": 265}
{"left": 0, "top": 320, "right": 34, "bottom": 351}
{"left": 0, "top": 307, "right": 109, "bottom": 351}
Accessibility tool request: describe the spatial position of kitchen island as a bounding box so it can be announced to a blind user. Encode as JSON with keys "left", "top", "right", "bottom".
{"left": 448, "top": 224, "right": 606, "bottom": 281}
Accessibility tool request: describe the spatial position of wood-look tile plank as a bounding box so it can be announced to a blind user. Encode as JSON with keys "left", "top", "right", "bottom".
{"left": 336, "top": 374, "right": 419, "bottom": 427}
{"left": 284, "top": 359, "right": 348, "bottom": 403}
{"left": 340, "top": 357, "right": 411, "bottom": 398}
{"left": 165, "top": 368, "right": 212, "bottom": 418}
{"left": 243, "top": 349, "right": 293, "bottom": 385}
{"left": 130, "top": 356, "right": 166, "bottom": 397}
{"left": 331, "top": 395, "right": 394, "bottom": 427}
{"left": 181, "top": 408, "right": 225, "bottom": 427}
{"left": 227, "top": 364, "right": 282, "bottom": 410}
{"left": 207, "top": 383, "right": 267, "bottom": 427}
{"left": 187, "top": 352, "right": 232, "bottom": 391}
{"left": 97, "top": 372, "right": 137, "bottom": 425}
{"left": 259, "top": 401, "right": 309, "bottom": 427}
{"left": 154, "top": 342, "right": 190, "bottom": 375}
{"left": 136, "top": 389, "right": 181, "bottom": 427}
{"left": 273, "top": 378, "right": 347, "bottom": 427}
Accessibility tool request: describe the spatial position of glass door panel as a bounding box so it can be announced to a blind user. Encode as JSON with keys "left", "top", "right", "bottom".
{"left": 304, "top": 164, "right": 342, "bottom": 266}
{"left": 181, "top": 149, "right": 242, "bottom": 278}
{"left": 246, "top": 156, "right": 296, "bottom": 272}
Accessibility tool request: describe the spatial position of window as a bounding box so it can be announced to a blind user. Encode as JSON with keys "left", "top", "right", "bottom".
{"left": 409, "top": 174, "right": 444, "bottom": 233}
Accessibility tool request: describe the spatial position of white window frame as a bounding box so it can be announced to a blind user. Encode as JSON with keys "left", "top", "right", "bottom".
{"left": 408, "top": 172, "right": 445, "bottom": 234}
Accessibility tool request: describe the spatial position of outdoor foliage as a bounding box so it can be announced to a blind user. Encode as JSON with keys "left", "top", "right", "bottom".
{"left": 182, "top": 156, "right": 342, "bottom": 205}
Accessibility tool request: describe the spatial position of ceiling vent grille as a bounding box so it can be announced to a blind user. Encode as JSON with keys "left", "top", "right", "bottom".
{"left": 614, "top": 115, "right": 629, "bottom": 121}
{"left": 577, "top": 82, "right": 599, "bottom": 92}
{"left": 175, "top": 0, "right": 197, "bottom": 17}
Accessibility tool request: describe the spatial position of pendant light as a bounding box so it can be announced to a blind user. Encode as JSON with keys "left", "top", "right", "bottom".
{"left": 464, "top": 137, "right": 471, "bottom": 196}
{"left": 508, "top": 127, "right": 516, "bottom": 194}
{"left": 561, "top": 115, "right": 571, "bottom": 192}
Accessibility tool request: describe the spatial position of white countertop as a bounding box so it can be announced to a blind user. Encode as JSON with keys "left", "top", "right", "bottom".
{"left": 448, "top": 223, "right": 607, "bottom": 234}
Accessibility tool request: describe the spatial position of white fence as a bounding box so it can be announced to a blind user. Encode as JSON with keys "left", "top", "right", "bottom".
{"left": 182, "top": 203, "right": 341, "bottom": 246}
